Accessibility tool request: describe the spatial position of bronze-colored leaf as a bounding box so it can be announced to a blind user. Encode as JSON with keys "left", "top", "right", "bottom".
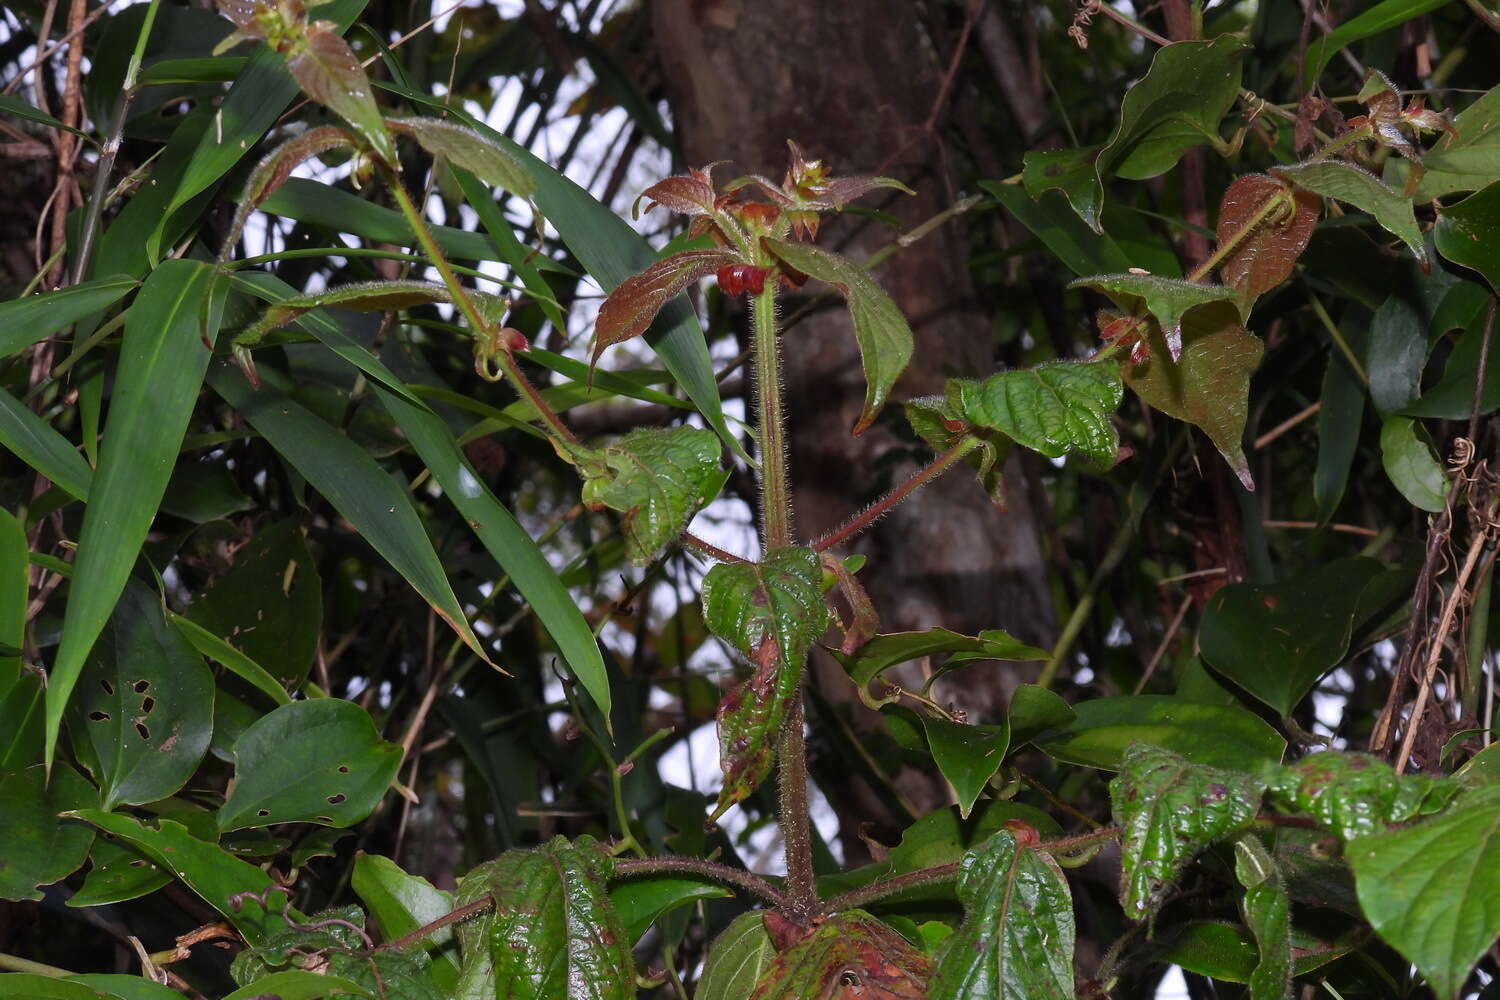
{"left": 1216, "top": 175, "right": 1319, "bottom": 313}
{"left": 222, "top": 126, "right": 359, "bottom": 262}
{"left": 287, "top": 24, "right": 394, "bottom": 164}
{"left": 592, "top": 250, "right": 740, "bottom": 365}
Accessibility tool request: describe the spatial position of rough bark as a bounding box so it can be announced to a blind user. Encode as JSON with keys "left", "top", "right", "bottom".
{"left": 651, "top": 0, "right": 1056, "bottom": 839}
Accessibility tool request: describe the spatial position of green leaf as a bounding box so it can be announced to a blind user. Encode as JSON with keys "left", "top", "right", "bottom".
{"left": 1110, "top": 744, "right": 1266, "bottom": 919}
{"left": 921, "top": 716, "right": 1010, "bottom": 819}
{"left": 1370, "top": 296, "right": 1430, "bottom": 417}
{"left": 1435, "top": 179, "right": 1500, "bottom": 294}
{"left": 984, "top": 181, "right": 1137, "bottom": 276}
{"left": 750, "top": 912, "right": 930, "bottom": 1000}
{"left": 223, "top": 970, "right": 372, "bottom": 999}
{"left": 610, "top": 876, "right": 731, "bottom": 945}
{"left": 762, "top": 238, "right": 915, "bottom": 433}
{"left": 1380, "top": 414, "right": 1449, "bottom": 512}
{"left": 0, "top": 276, "right": 138, "bottom": 359}
{"left": 239, "top": 278, "right": 508, "bottom": 346}
{"left": 1071, "top": 273, "right": 1239, "bottom": 362}
{"left": 1233, "top": 836, "right": 1293, "bottom": 1000}
{"left": 1199, "top": 558, "right": 1410, "bottom": 716}
{"left": 1019, "top": 147, "right": 1106, "bottom": 234}
{"left": 452, "top": 855, "right": 500, "bottom": 1000}
{"left": 260, "top": 178, "right": 500, "bottom": 262}
{"left": 287, "top": 24, "right": 393, "bottom": 163}
{"left": 1402, "top": 84, "right": 1500, "bottom": 199}
{"left": 1303, "top": 0, "right": 1452, "bottom": 85}
{"left": 697, "top": 912, "right": 775, "bottom": 1000}
{"left": 352, "top": 853, "right": 459, "bottom": 991}
{"left": 375, "top": 387, "right": 610, "bottom": 723}
{"left": 484, "top": 836, "right": 634, "bottom": 1000}
{"left": 206, "top": 362, "right": 490, "bottom": 664}
{"left": 577, "top": 426, "right": 724, "bottom": 565}
{"left": 0, "top": 764, "right": 96, "bottom": 901}
{"left": 0, "top": 508, "right": 24, "bottom": 694}
{"left": 1265, "top": 752, "right": 1458, "bottom": 840}
{"left": 67, "top": 831, "right": 172, "bottom": 907}
{"left": 1006, "top": 685, "right": 1078, "bottom": 748}
{"left": 0, "top": 387, "right": 94, "bottom": 503}
{"left": 169, "top": 613, "right": 292, "bottom": 707}
{"left": 947, "top": 359, "right": 1123, "bottom": 467}
{"left": 1039, "top": 695, "right": 1286, "bottom": 772}
{"left": 1349, "top": 784, "right": 1500, "bottom": 1000}
{"left": 1274, "top": 161, "right": 1426, "bottom": 262}
{"left": 702, "top": 548, "right": 827, "bottom": 668}
{"left": 66, "top": 975, "right": 183, "bottom": 1000}
{"left": 231, "top": 903, "right": 436, "bottom": 999}
{"left": 0, "top": 977, "right": 112, "bottom": 1000}
{"left": 905, "top": 394, "right": 1011, "bottom": 507}
{"left": 1316, "top": 337, "right": 1367, "bottom": 522}
{"left": 218, "top": 698, "right": 403, "bottom": 831}
{"left": 591, "top": 250, "right": 738, "bottom": 365}
{"left": 929, "top": 830, "right": 1074, "bottom": 1000}
{"left": 184, "top": 519, "right": 320, "bottom": 690}
{"left": 386, "top": 116, "right": 534, "bottom": 197}
{"left": 66, "top": 810, "right": 288, "bottom": 945}
{"left": 1122, "top": 302, "right": 1264, "bottom": 490}
{"left": 47, "top": 258, "right": 223, "bottom": 770}
{"left": 0, "top": 93, "right": 92, "bottom": 138}
{"left": 67, "top": 580, "right": 213, "bottom": 810}
{"left": 832, "top": 627, "right": 1047, "bottom": 709}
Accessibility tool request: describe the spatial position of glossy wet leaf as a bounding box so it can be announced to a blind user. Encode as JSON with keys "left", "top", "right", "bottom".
{"left": 698, "top": 912, "right": 775, "bottom": 1000}
{"left": 232, "top": 902, "right": 438, "bottom": 999}
{"left": 1368, "top": 295, "right": 1426, "bottom": 416}
{"left": 288, "top": 23, "right": 393, "bottom": 163}
{"left": 1199, "top": 558, "right": 1410, "bottom": 716}
{"left": 1349, "top": 784, "right": 1500, "bottom": 1000}
{"left": 185, "top": 519, "right": 321, "bottom": 690}
{"left": 170, "top": 614, "right": 292, "bottom": 707}
{"left": 1216, "top": 175, "right": 1319, "bottom": 312}
{"left": 222, "top": 970, "right": 372, "bottom": 999}
{"left": 1265, "top": 752, "right": 1458, "bottom": 841}
{"left": 0, "top": 764, "right": 96, "bottom": 901}
{"left": 451, "top": 855, "right": 500, "bottom": 1000}
{"left": 1274, "top": 160, "right": 1425, "bottom": 262}
{"left": 218, "top": 698, "right": 402, "bottom": 831}
{"left": 1434, "top": 179, "right": 1500, "bottom": 294}
{"left": 1110, "top": 744, "right": 1266, "bottom": 919}
{"left": 376, "top": 386, "right": 610, "bottom": 721}
{"left": 47, "top": 258, "right": 223, "bottom": 770}
{"left": 947, "top": 359, "right": 1122, "bottom": 467}
{"left": 762, "top": 238, "right": 915, "bottom": 433}
{"left": 66, "top": 975, "right": 183, "bottom": 1000}
{"left": 832, "top": 627, "right": 1046, "bottom": 708}
{"left": 386, "top": 116, "right": 534, "bottom": 196}
{"left": 1040, "top": 695, "right": 1285, "bottom": 772}
{"left": 483, "top": 836, "right": 633, "bottom": 1000}
{"left": 352, "top": 853, "right": 459, "bottom": 989}
{"left": 577, "top": 426, "right": 724, "bottom": 564}
{"left": 0, "top": 976, "right": 114, "bottom": 1000}
{"left": 753, "top": 911, "right": 930, "bottom": 1000}
{"left": 929, "top": 830, "right": 1075, "bottom": 999}
{"left": 66, "top": 810, "right": 289, "bottom": 945}
{"left": 905, "top": 394, "right": 1011, "bottom": 507}
{"left": 1380, "top": 415, "right": 1448, "bottom": 512}
{"left": 68, "top": 580, "right": 214, "bottom": 810}
{"left": 922, "top": 715, "right": 1010, "bottom": 819}
{"left": 1233, "top": 836, "right": 1293, "bottom": 1000}
{"left": 207, "top": 362, "right": 491, "bottom": 665}
{"left": 1123, "top": 302, "right": 1264, "bottom": 490}
{"left": 592, "top": 249, "right": 737, "bottom": 365}
{"left": 1072, "top": 273, "right": 1238, "bottom": 362}
{"left": 610, "top": 876, "right": 731, "bottom": 945}
{"left": 0, "top": 276, "right": 138, "bottom": 359}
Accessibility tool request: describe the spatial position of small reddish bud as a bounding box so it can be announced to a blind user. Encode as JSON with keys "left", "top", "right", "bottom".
{"left": 1003, "top": 819, "right": 1041, "bottom": 847}
{"left": 716, "top": 265, "right": 744, "bottom": 297}
{"left": 500, "top": 326, "right": 529, "bottom": 352}
{"left": 737, "top": 201, "right": 780, "bottom": 229}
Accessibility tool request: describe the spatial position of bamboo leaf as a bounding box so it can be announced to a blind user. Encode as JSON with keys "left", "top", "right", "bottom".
{"left": 0, "top": 277, "right": 138, "bottom": 359}
{"left": 387, "top": 116, "right": 534, "bottom": 197}
{"left": 0, "top": 387, "right": 94, "bottom": 502}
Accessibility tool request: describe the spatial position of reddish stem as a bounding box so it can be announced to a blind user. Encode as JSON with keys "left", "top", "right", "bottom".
{"left": 812, "top": 439, "right": 976, "bottom": 552}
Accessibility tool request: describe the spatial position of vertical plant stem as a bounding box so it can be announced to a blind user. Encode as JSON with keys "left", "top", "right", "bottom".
{"left": 777, "top": 696, "right": 816, "bottom": 914}
{"left": 752, "top": 285, "right": 792, "bottom": 548}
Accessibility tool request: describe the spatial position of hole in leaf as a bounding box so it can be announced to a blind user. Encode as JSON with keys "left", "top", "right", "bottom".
{"left": 100, "top": 680, "right": 114, "bottom": 695}
{"left": 326, "top": 793, "right": 346, "bottom": 805}
{"left": 133, "top": 680, "right": 150, "bottom": 694}
{"left": 839, "top": 972, "right": 859, "bottom": 987}
{"left": 316, "top": 816, "right": 334, "bottom": 824}
{"left": 257, "top": 809, "right": 270, "bottom": 817}
{"left": 141, "top": 696, "right": 155, "bottom": 714}
{"left": 129, "top": 860, "right": 149, "bottom": 868}
{"left": 88, "top": 711, "right": 110, "bottom": 722}
{"left": 337, "top": 765, "right": 350, "bottom": 773}
{"left": 134, "top": 723, "right": 150, "bottom": 740}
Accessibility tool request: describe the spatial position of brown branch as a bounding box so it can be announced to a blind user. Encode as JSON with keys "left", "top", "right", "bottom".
{"left": 613, "top": 856, "right": 791, "bottom": 910}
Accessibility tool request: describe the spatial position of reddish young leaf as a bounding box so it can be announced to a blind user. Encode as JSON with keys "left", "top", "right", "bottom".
{"left": 632, "top": 164, "right": 723, "bottom": 218}
{"left": 712, "top": 636, "right": 797, "bottom": 821}
{"left": 287, "top": 24, "right": 394, "bottom": 164}
{"left": 221, "top": 126, "right": 359, "bottom": 262}
{"left": 1215, "top": 174, "right": 1319, "bottom": 312}
{"left": 591, "top": 250, "right": 739, "bottom": 365}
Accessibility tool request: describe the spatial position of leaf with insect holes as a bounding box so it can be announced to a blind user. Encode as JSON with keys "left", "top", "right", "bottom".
{"left": 1110, "top": 744, "right": 1266, "bottom": 920}
{"left": 217, "top": 699, "right": 402, "bottom": 832}
{"left": 1265, "top": 752, "right": 1458, "bottom": 842}
{"left": 287, "top": 23, "right": 394, "bottom": 163}
{"left": 1233, "top": 836, "right": 1293, "bottom": 1000}
{"left": 751, "top": 911, "right": 931, "bottom": 1000}
{"left": 482, "top": 836, "right": 634, "bottom": 1000}
{"left": 239, "top": 280, "right": 510, "bottom": 345}
{"left": 1071, "top": 273, "right": 1239, "bottom": 362}
{"left": 929, "top": 829, "right": 1075, "bottom": 1000}
{"left": 1122, "top": 302, "right": 1264, "bottom": 490}
{"left": 578, "top": 426, "right": 724, "bottom": 564}
{"left": 222, "top": 126, "right": 358, "bottom": 262}
{"left": 1216, "top": 174, "right": 1320, "bottom": 314}
{"left": 1273, "top": 160, "right": 1425, "bottom": 262}
{"left": 762, "top": 238, "right": 914, "bottom": 434}
{"left": 945, "top": 359, "right": 1122, "bottom": 469}
{"left": 592, "top": 250, "right": 740, "bottom": 365}
{"left": 905, "top": 394, "right": 1013, "bottom": 507}
{"left": 385, "top": 117, "right": 535, "bottom": 198}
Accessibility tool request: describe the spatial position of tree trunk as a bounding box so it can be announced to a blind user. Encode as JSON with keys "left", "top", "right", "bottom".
{"left": 651, "top": 0, "right": 1055, "bottom": 844}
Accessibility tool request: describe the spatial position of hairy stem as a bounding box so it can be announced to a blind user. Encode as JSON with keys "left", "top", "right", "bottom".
{"left": 752, "top": 284, "right": 793, "bottom": 548}
{"left": 813, "top": 439, "right": 979, "bottom": 551}
{"left": 777, "top": 697, "right": 817, "bottom": 915}
{"left": 614, "top": 856, "right": 792, "bottom": 909}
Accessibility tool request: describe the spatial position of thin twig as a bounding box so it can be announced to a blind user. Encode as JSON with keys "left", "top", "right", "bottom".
{"left": 1254, "top": 401, "right": 1321, "bottom": 450}
{"left": 812, "top": 439, "right": 978, "bottom": 551}
{"left": 1134, "top": 593, "right": 1193, "bottom": 695}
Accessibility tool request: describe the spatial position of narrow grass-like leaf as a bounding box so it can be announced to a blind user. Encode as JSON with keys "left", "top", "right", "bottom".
{"left": 0, "top": 508, "right": 25, "bottom": 693}
{"left": 453, "top": 168, "right": 567, "bottom": 333}
{"left": 46, "top": 259, "right": 223, "bottom": 770}
{"left": 0, "top": 93, "right": 92, "bottom": 138}
{"left": 167, "top": 613, "right": 291, "bottom": 707}
{"left": 0, "top": 277, "right": 137, "bottom": 359}
{"left": 376, "top": 386, "right": 608, "bottom": 719}
{"left": 0, "top": 388, "right": 93, "bottom": 502}
{"left": 206, "top": 362, "right": 490, "bottom": 665}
